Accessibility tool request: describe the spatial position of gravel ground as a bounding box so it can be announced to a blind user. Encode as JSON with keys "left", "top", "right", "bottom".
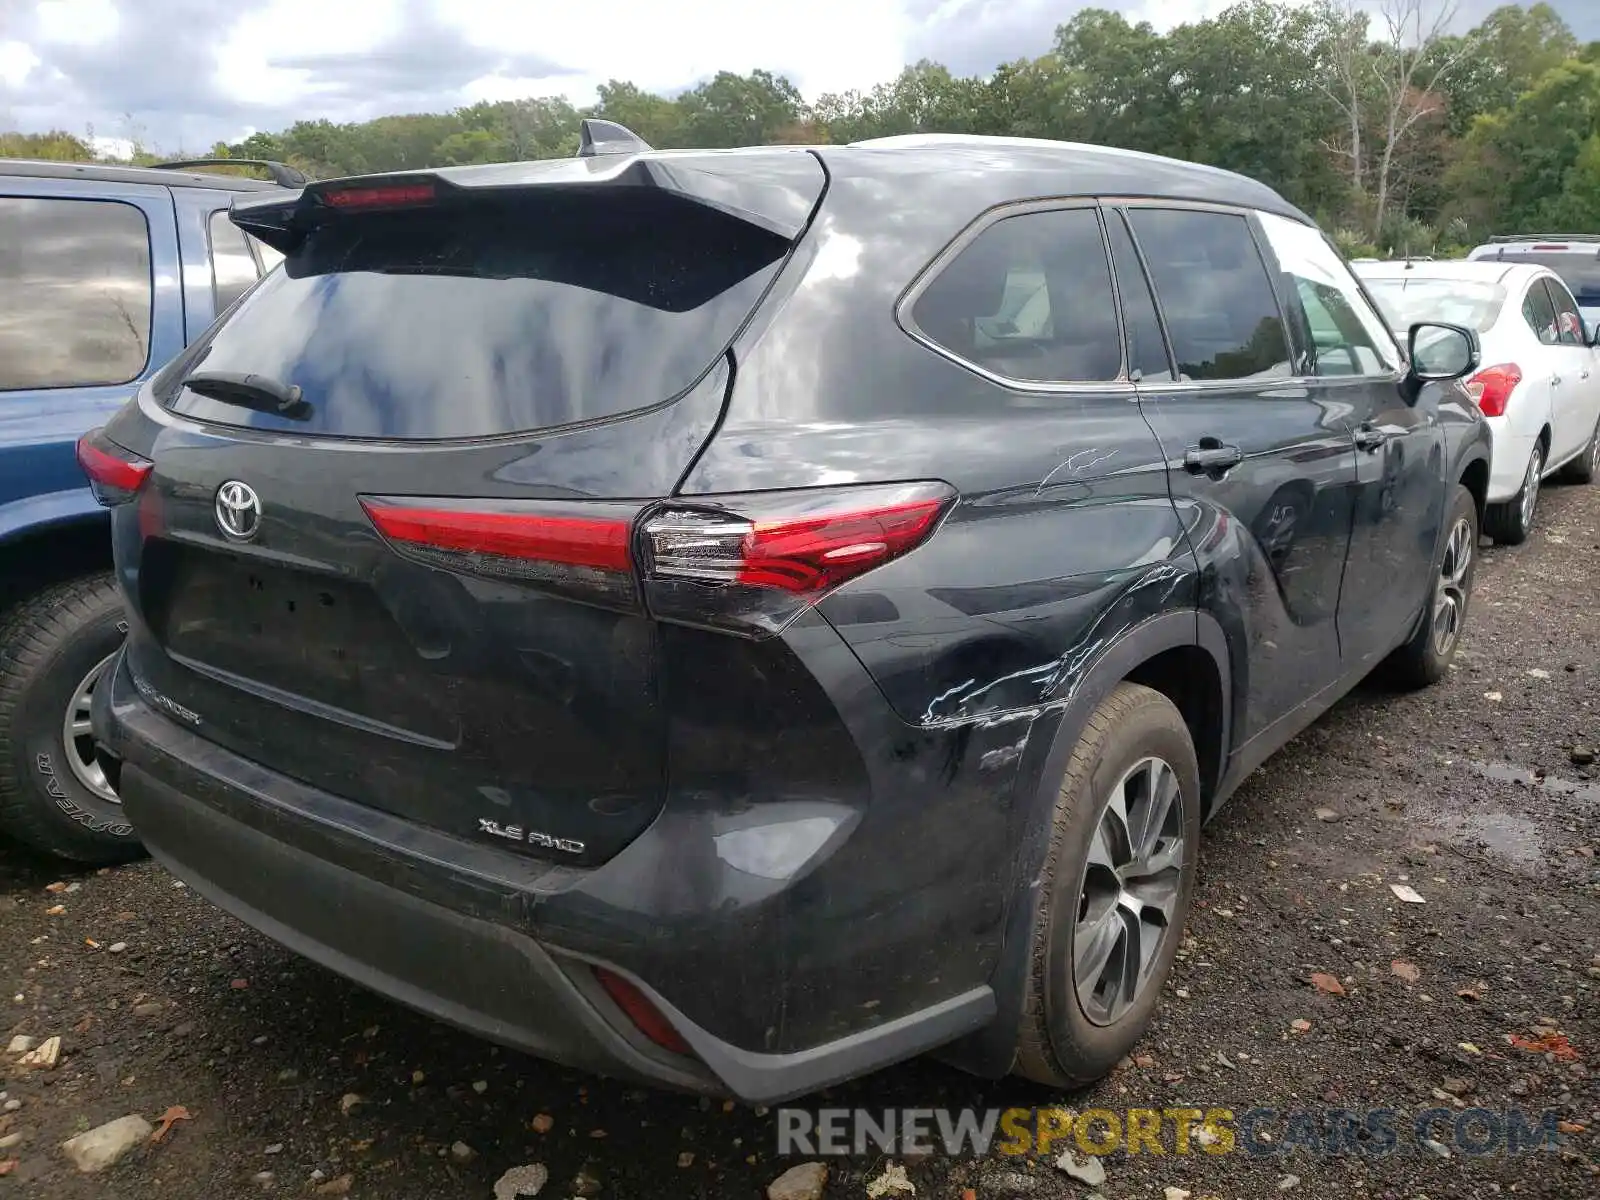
{"left": 3, "top": 482, "right": 1598, "bottom": 1200}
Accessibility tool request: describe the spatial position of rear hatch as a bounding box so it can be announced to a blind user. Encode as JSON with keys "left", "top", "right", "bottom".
{"left": 114, "top": 154, "right": 824, "bottom": 866}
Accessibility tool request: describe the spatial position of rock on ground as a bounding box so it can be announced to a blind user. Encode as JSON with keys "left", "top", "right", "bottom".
{"left": 768, "top": 1161, "right": 829, "bottom": 1200}
{"left": 61, "top": 1115, "right": 154, "bottom": 1173}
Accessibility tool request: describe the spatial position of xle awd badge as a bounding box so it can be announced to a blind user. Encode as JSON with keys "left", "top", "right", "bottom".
{"left": 478, "top": 818, "right": 586, "bottom": 856}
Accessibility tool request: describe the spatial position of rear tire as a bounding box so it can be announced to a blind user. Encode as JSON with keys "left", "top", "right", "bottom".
{"left": 1386, "top": 484, "right": 1478, "bottom": 690}
{"left": 1484, "top": 444, "right": 1542, "bottom": 545}
{"left": 1561, "top": 419, "right": 1600, "bottom": 484}
{"left": 0, "top": 574, "right": 142, "bottom": 864}
{"left": 1015, "top": 683, "right": 1200, "bottom": 1088}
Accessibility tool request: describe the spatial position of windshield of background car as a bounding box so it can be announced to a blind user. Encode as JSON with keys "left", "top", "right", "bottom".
{"left": 1360, "top": 276, "right": 1506, "bottom": 334}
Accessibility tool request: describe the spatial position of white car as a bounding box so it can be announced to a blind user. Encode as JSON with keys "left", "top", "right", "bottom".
{"left": 1355, "top": 259, "right": 1600, "bottom": 543}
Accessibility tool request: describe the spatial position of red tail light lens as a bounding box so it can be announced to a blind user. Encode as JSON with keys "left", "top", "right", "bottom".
{"left": 360, "top": 482, "right": 956, "bottom": 635}
{"left": 318, "top": 182, "right": 436, "bottom": 211}
{"left": 641, "top": 481, "right": 956, "bottom": 636}
{"left": 1465, "top": 363, "right": 1522, "bottom": 417}
{"left": 76, "top": 427, "right": 152, "bottom": 506}
{"left": 360, "top": 496, "right": 640, "bottom": 608}
{"left": 594, "top": 968, "right": 692, "bottom": 1056}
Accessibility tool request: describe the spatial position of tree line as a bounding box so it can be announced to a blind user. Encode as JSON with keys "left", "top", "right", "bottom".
{"left": 4, "top": 1, "right": 1597, "bottom": 257}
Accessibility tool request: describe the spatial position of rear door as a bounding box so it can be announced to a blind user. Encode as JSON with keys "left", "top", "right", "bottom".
{"left": 112, "top": 159, "right": 823, "bottom": 866}
{"left": 1251, "top": 211, "right": 1438, "bottom": 674}
{"left": 1541, "top": 275, "right": 1600, "bottom": 460}
{"left": 0, "top": 179, "right": 182, "bottom": 537}
{"left": 1119, "top": 203, "right": 1359, "bottom": 748}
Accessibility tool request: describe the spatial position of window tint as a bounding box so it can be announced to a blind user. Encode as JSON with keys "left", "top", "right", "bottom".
{"left": 1128, "top": 208, "right": 1290, "bottom": 382}
{"left": 1522, "top": 281, "right": 1559, "bottom": 345}
{"left": 911, "top": 207, "right": 1123, "bottom": 383}
{"left": 209, "top": 209, "right": 260, "bottom": 313}
{"left": 1256, "top": 211, "right": 1398, "bottom": 377}
{"left": 163, "top": 190, "right": 789, "bottom": 439}
{"left": 1480, "top": 251, "right": 1600, "bottom": 306}
{"left": 1544, "top": 278, "right": 1583, "bottom": 346}
{"left": 0, "top": 197, "right": 151, "bottom": 390}
{"left": 1106, "top": 210, "right": 1173, "bottom": 383}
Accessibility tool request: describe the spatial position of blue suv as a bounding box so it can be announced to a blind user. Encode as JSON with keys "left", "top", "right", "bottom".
{"left": 0, "top": 157, "right": 296, "bottom": 862}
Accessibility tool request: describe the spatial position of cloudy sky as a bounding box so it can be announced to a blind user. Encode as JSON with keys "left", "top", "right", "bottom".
{"left": 1, "top": 0, "right": 1596, "bottom": 153}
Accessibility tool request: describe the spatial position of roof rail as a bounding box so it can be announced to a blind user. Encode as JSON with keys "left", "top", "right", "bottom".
{"left": 577, "top": 119, "right": 653, "bottom": 159}
{"left": 150, "top": 158, "right": 306, "bottom": 188}
{"left": 1486, "top": 233, "right": 1600, "bottom": 244}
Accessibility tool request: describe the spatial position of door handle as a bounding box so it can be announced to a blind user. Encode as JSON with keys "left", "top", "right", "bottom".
{"left": 1553, "top": 373, "right": 1563, "bottom": 385}
{"left": 1353, "top": 425, "right": 1390, "bottom": 452}
{"left": 1183, "top": 440, "right": 1244, "bottom": 476}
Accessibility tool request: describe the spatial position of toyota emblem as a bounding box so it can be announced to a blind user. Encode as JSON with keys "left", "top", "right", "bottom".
{"left": 214, "top": 480, "right": 262, "bottom": 541}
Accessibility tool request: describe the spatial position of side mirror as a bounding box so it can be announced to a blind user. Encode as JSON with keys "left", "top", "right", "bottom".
{"left": 1407, "top": 321, "right": 1480, "bottom": 382}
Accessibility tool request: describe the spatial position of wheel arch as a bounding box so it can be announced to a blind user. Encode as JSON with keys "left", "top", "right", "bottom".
{"left": 0, "top": 510, "right": 113, "bottom": 615}
{"left": 934, "top": 608, "right": 1232, "bottom": 1078}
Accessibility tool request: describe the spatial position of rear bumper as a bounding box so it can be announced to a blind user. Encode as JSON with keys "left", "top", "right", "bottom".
{"left": 1484, "top": 418, "right": 1536, "bottom": 503}
{"left": 93, "top": 648, "right": 996, "bottom": 1101}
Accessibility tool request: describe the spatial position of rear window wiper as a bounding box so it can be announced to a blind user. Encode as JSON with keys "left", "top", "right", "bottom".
{"left": 183, "top": 371, "right": 311, "bottom": 419}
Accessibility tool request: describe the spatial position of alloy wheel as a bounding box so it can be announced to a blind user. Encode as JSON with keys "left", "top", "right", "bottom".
{"left": 62, "top": 651, "right": 119, "bottom": 804}
{"left": 1521, "top": 447, "right": 1543, "bottom": 532}
{"left": 1071, "top": 756, "right": 1186, "bottom": 1026}
{"left": 1431, "top": 515, "right": 1473, "bottom": 657}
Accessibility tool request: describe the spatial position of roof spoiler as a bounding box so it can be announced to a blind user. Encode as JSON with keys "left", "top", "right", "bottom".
{"left": 151, "top": 157, "right": 306, "bottom": 188}
{"left": 577, "top": 119, "right": 653, "bottom": 158}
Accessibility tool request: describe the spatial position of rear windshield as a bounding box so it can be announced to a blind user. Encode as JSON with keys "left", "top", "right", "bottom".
{"left": 1480, "top": 252, "right": 1600, "bottom": 305}
{"left": 159, "top": 190, "right": 789, "bottom": 439}
{"left": 1361, "top": 277, "right": 1506, "bottom": 333}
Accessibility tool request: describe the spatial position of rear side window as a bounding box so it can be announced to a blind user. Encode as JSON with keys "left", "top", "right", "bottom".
{"left": 1106, "top": 211, "right": 1174, "bottom": 383}
{"left": 164, "top": 191, "right": 790, "bottom": 438}
{"left": 1127, "top": 208, "right": 1291, "bottom": 382}
{"left": 209, "top": 209, "right": 260, "bottom": 313}
{"left": 1544, "top": 278, "right": 1584, "bottom": 346}
{"left": 0, "top": 197, "right": 151, "bottom": 390}
{"left": 910, "top": 207, "right": 1123, "bottom": 383}
{"left": 1522, "top": 282, "right": 1559, "bottom": 345}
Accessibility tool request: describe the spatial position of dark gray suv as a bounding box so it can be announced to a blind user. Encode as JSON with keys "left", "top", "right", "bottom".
{"left": 87, "top": 124, "right": 1491, "bottom": 1102}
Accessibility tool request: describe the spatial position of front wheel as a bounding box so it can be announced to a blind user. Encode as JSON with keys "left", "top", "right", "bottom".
{"left": 0, "top": 574, "right": 142, "bottom": 864}
{"left": 1485, "top": 444, "right": 1542, "bottom": 545}
{"left": 1385, "top": 484, "right": 1479, "bottom": 690}
{"left": 1015, "top": 682, "right": 1200, "bottom": 1087}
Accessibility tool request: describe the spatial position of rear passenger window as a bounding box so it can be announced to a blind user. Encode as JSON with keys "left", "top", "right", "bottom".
{"left": 1106, "top": 210, "right": 1174, "bottom": 383}
{"left": 1523, "top": 282, "right": 1559, "bottom": 345}
{"left": 0, "top": 197, "right": 151, "bottom": 390}
{"left": 911, "top": 207, "right": 1123, "bottom": 383}
{"left": 1127, "top": 208, "right": 1291, "bottom": 382}
{"left": 1545, "top": 279, "right": 1584, "bottom": 346}
{"left": 209, "top": 209, "right": 260, "bottom": 313}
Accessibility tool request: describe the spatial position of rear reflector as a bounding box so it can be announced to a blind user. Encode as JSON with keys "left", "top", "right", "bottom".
{"left": 594, "top": 968, "right": 692, "bottom": 1056}
{"left": 318, "top": 183, "right": 436, "bottom": 211}
{"left": 76, "top": 427, "right": 152, "bottom": 506}
{"left": 1465, "top": 363, "right": 1521, "bottom": 417}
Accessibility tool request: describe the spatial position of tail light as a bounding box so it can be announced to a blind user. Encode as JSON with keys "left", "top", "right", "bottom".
{"left": 1464, "top": 363, "right": 1521, "bottom": 417}
{"left": 360, "top": 482, "right": 956, "bottom": 637}
{"left": 76, "top": 427, "right": 152, "bottom": 506}
{"left": 640, "top": 482, "right": 955, "bottom": 635}
{"left": 359, "top": 497, "right": 639, "bottom": 608}
{"left": 593, "top": 968, "right": 692, "bottom": 1056}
